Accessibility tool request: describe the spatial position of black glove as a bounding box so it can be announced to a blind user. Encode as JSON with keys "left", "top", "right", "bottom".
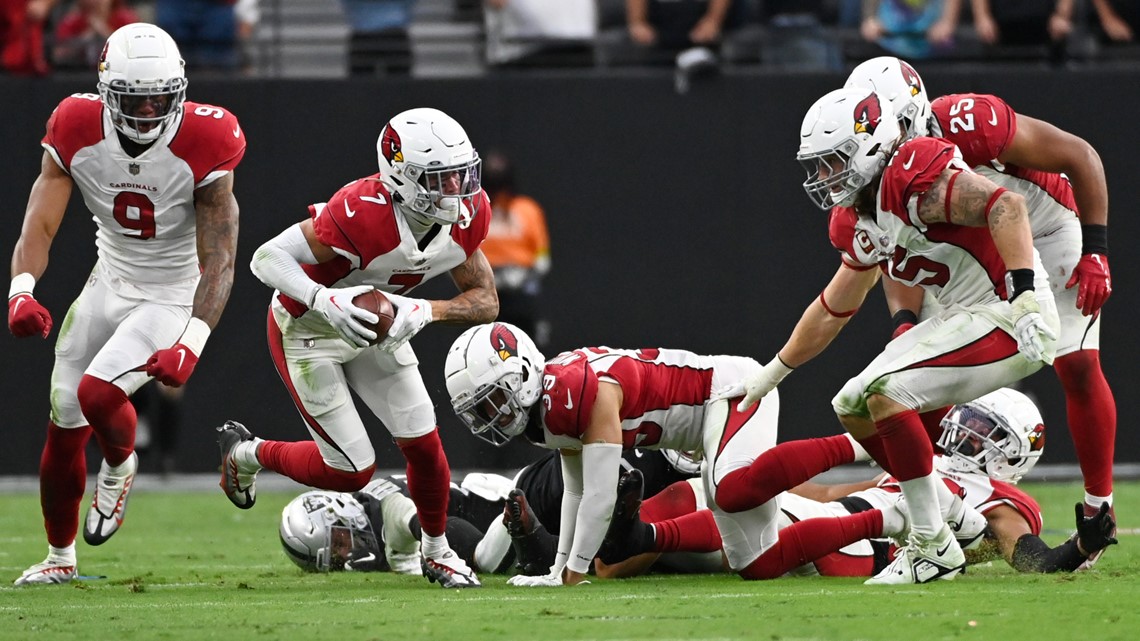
{"left": 1075, "top": 502, "right": 1118, "bottom": 557}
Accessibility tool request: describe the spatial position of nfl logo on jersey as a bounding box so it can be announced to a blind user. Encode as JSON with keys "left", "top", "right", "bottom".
{"left": 129, "top": 163, "right": 140, "bottom": 175}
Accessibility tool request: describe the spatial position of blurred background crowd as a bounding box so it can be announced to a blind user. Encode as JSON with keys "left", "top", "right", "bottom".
{"left": 3, "top": 0, "right": 1140, "bottom": 79}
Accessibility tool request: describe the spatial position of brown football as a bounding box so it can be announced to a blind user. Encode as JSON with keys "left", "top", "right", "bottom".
{"left": 352, "top": 289, "right": 396, "bottom": 345}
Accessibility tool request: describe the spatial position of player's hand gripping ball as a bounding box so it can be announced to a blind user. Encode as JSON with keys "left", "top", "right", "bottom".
{"left": 352, "top": 289, "right": 396, "bottom": 346}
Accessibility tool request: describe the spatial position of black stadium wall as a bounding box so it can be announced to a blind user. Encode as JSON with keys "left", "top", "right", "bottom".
{"left": 0, "top": 68, "right": 1135, "bottom": 475}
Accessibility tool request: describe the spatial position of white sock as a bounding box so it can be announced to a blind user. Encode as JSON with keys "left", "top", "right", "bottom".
{"left": 421, "top": 533, "right": 449, "bottom": 558}
{"left": 105, "top": 453, "right": 136, "bottom": 476}
{"left": 844, "top": 433, "right": 871, "bottom": 462}
{"left": 235, "top": 439, "right": 264, "bottom": 470}
{"left": 880, "top": 505, "right": 907, "bottom": 537}
{"left": 48, "top": 544, "right": 76, "bottom": 565}
{"left": 935, "top": 479, "right": 958, "bottom": 520}
{"left": 474, "top": 519, "right": 511, "bottom": 572}
{"left": 899, "top": 473, "right": 943, "bottom": 540}
{"left": 1085, "top": 492, "right": 1113, "bottom": 509}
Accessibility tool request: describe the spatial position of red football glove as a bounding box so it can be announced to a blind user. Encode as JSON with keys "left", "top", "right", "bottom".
{"left": 145, "top": 344, "right": 199, "bottom": 387}
{"left": 891, "top": 322, "right": 916, "bottom": 340}
{"left": 1065, "top": 253, "right": 1111, "bottom": 316}
{"left": 144, "top": 318, "right": 211, "bottom": 387}
{"left": 8, "top": 293, "right": 52, "bottom": 338}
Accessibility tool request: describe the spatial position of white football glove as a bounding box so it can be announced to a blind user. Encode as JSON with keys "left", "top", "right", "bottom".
{"left": 311, "top": 285, "right": 379, "bottom": 348}
{"left": 506, "top": 564, "right": 589, "bottom": 587}
{"left": 379, "top": 293, "right": 432, "bottom": 353}
{"left": 737, "top": 356, "right": 794, "bottom": 412}
{"left": 1010, "top": 290, "right": 1057, "bottom": 364}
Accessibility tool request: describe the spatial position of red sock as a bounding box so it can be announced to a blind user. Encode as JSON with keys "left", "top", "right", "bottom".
{"left": 740, "top": 510, "right": 883, "bottom": 580}
{"left": 876, "top": 410, "right": 933, "bottom": 482}
{"left": 40, "top": 422, "right": 93, "bottom": 547}
{"left": 919, "top": 407, "right": 951, "bottom": 453}
{"left": 1055, "top": 351, "right": 1116, "bottom": 497}
{"left": 715, "top": 435, "right": 855, "bottom": 513}
{"left": 855, "top": 432, "right": 891, "bottom": 473}
{"left": 257, "top": 440, "right": 373, "bottom": 491}
{"left": 641, "top": 480, "right": 698, "bottom": 523}
{"left": 77, "top": 375, "right": 135, "bottom": 466}
{"left": 398, "top": 429, "right": 450, "bottom": 537}
{"left": 652, "top": 510, "right": 723, "bottom": 553}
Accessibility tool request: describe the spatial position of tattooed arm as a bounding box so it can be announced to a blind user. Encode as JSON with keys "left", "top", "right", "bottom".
{"left": 192, "top": 172, "right": 240, "bottom": 328}
{"left": 917, "top": 168, "right": 1034, "bottom": 271}
{"left": 433, "top": 248, "right": 499, "bottom": 324}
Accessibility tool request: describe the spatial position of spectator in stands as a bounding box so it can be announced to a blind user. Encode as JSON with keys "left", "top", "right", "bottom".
{"left": 859, "top": 0, "right": 956, "bottom": 60}
{"left": 943, "top": 0, "right": 1073, "bottom": 48}
{"left": 234, "top": 0, "right": 258, "bottom": 73}
{"left": 53, "top": 0, "right": 139, "bottom": 69}
{"left": 1, "top": 0, "right": 56, "bottom": 75}
{"left": 156, "top": 0, "right": 238, "bottom": 71}
{"left": 626, "top": 0, "right": 734, "bottom": 55}
{"left": 484, "top": 0, "right": 595, "bottom": 67}
{"left": 479, "top": 150, "right": 552, "bottom": 350}
{"left": 340, "top": 0, "right": 412, "bottom": 76}
{"left": 1089, "top": 0, "right": 1139, "bottom": 45}
{"left": 760, "top": 0, "right": 842, "bottom": 71}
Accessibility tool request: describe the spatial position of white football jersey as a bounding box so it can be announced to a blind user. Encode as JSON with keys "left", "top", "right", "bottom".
{"left": 42, "top": 93, "right": 245, "bottom": 303}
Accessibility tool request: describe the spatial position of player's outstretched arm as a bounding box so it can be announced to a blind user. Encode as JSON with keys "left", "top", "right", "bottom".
{"left": 145, "top": 172, "right": 241, "bottom": 385}
{"left": 191, "top": 172, "right": 240, "bottom": 329}
{"left": 439, "top": 248, "right": 499, "bottom": 324}
{"left": 1001, "top": 502, "right": 1117, "bottom": 572}
{"left": 739, "top": 264, "right": 879, "bottom": 410}
{"left": 1004, "top": 115, "right": 1112, "bottom": 315}
{"left": 9, "top": 152, "right": 72, "bottom": 339}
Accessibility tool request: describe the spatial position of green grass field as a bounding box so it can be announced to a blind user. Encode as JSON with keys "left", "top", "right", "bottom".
{"left": 2, "top": 481, "right": 1137, "bottom": 641}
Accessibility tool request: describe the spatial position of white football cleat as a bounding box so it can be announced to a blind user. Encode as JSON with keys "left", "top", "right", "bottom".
{"left": 217, "top": 421, "right": 259, "bottom": 509}
{"left": 83, "top": 451, "right": 138, "bottom": 545}
{"left": 14, "top": 558, "right": 77, "bottom": 586}
{"left": 865, "top": 525, "right": 966, "bottom": 585}
{"left": 421, "top": 549, "right": 481, "bottom": 588}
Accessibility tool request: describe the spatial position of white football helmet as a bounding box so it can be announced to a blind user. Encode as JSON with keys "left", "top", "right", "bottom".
{"left": 97, "top": 23, "right": 187, "bottom": 144}
{"left": 937, "top": 388, "right": 1046, "bottom": 483}
{"left": 798, "top": 87, "right": 902, "bottom": 210}
{"left": 376, "top": 107, "right": 482, "bottom": 228}
{"left": 279, "top": 491, "right": 380, "bottom": 572}
{"left": 845, "top": 56, "right": 931, "bottom": 139}
{"left": 444, "top": 322, "right": 545, "bottom": 446}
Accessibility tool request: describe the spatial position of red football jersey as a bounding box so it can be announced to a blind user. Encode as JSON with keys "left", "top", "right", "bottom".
{"left": 277, "top": 177, "right": 490, "bottom": 317}
{"left": 537, "top": 347, "right": 716, "bottom": 452}
{"left": 931, "top": 93, "right": 1077, "bottom": 214}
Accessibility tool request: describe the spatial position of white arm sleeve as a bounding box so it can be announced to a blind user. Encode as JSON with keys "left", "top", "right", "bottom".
{"left": 565, "top": 442, "right": 622, "bottom": 575}
{"left": 249, "top": 223, "right": 323, "bottom": 306}
{"left": 552, "top": 452, "right": 584, "bottom": 575}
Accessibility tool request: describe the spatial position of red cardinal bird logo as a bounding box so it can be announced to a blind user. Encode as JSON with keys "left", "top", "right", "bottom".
{"left": 854, "top": 93, "right": 883, "bottom": 135}
{"left": 380, "top": 125, "right": 404, "bottom": 164}
{"left": 490, "top": 324, "right": 519, "bottom": 362}
{"left": 899, "top": 60, "right": 923, "bottom": 97}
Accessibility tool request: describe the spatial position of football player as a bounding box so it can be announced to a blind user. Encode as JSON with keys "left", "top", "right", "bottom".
{"left": 737, "top": 87, "right": 1060, "bottom": 584}
{"left": 277, "top": 448, "right": 701, "bottom": 578}
{"left": 220, "top": 107, "right": 496, "bottom": 589}
{"left": 443, "top": 322, "right": 893, "bottom": 586}
{"left": 9, "top": 24, "right": 244, "bottom": 586}
{"left": 601, "top": 388, "right": 1117, "bottom": 579}
{"left": 845, "top": 57, "right": 1117, "bottom": 567}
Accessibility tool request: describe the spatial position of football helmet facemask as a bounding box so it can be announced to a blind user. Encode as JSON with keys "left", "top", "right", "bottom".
{"left": 97, "top": 23, "right": 187, "bottom": 144}
{"left": 936, "top": 388, "right": 1046, "bottom": 483}
{"left": 798, "top": 87, "right": 902, "bottom": 210}
{"left": 844, "top": 56, "right": 931, "bottom": 139}
{"left": 444, "top": 322, "right": 545, "bottom": 447}
{"left": 280, "top": 491, "right": 381, "bottom": 572}
{"left": 376, "top": 107, "right": 482, "bottom": 228}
